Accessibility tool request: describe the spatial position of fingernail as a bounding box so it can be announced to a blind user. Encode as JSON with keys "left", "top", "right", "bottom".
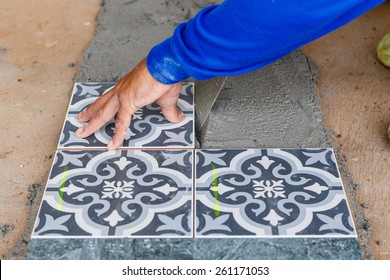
{"left": 107, "top": 140, "right": 114, "bottom": 150}
{"left": 75, "top": 127, "right": 84, "bottom": 136}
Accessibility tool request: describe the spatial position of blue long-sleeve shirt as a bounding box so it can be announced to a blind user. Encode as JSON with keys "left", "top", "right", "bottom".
{"left": 146, "top": 0, "right": 384, "bottom": 84}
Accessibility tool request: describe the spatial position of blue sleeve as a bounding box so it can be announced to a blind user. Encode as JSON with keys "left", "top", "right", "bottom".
{"left": 146, "top": 0, "right": 384, "bottom": 84}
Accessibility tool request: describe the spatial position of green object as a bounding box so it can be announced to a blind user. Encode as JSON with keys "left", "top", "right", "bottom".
{"left": 387, "top": 125, "right": 390, "bottom": 139}
{"left": 211, "top": 163, "right": 220, "bottom": 217}
{"left": 377, "top": 33, "right": 390, "bottom": 68}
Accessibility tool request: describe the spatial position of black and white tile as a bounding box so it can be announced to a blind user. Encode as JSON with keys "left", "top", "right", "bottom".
{"left": 195, "top": 149, "right": 357, "bottom": 237}
{"left": 33, "top": 149, "right": 193, "bottom": 238}
{"left": 58, "top": 82, "right": 194, "bottom": 149}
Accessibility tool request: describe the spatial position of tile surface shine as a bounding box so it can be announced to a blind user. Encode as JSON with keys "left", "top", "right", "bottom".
{"left": 31, "top": 81, "right": 358, "bottom": 245}
{"left": 33, "top": 150, "right": 193, "bottom": 238}
{"left": 59, "top": 82, "right": 194, "bottom": 149}
{"left": 195, "top": 149, "right": 357, "bottom": 237}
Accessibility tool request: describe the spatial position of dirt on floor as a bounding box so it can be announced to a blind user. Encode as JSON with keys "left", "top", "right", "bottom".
{"left": 303, "top": 2, "right": 390, "bottom": 259}
{"left": 0, "top": 0, "right": 100, "bottom": 259}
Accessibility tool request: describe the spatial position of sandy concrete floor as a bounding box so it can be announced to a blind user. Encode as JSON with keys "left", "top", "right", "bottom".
{"left": 303, "top": 2, "right": 390, "bottom": 259}
{"left": 0, "top": 0, "right": 388, "bottom": 260}
{"left": 0, "top": 0, "right": 100, "bottom": 258}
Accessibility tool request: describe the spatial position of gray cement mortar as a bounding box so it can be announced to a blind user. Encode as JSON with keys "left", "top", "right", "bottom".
{"left": 199, "top": 51, "right": 331, "bottom": 148}
{"left": 40, "top": 0, "right": 369, "bottom": 259}
{"left": 78, "top": 0, "right": 220, "bottom": 81}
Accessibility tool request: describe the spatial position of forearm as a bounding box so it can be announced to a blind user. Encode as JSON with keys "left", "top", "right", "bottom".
{"left": 147, "top": 0, "right": 384, "bottom": 84}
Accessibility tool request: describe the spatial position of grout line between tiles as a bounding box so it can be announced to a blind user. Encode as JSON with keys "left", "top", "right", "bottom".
{"left": 32, "top": 147, "right": 359, "bottom": 239}
{"left": 31, "top": 82, "right": 197, "bottom": 239}
{"left": 33, "top": 82, "right": 358, "bottom": 240}
{"left": 57, "top": 147, "right": 195, "bottom": 151}
{"left": 192, "top": 149, "right": 196, "bottom": 239}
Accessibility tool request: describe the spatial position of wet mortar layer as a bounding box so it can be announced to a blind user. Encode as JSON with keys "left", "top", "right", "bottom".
{"left": 199, "top": 50, "right": 331, "bottom": 148}
{"left": 26, "top": 0, "right": 364, "bottom": 259}
{"left": 78, "top": 0, "right": 221, "bottom": 82}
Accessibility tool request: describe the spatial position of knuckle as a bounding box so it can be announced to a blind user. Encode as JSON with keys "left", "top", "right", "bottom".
{"left": 130, "top": 103, "right": 140, "bottom": 113}
{"left": 118, "top": 94, "right": 134, "bottom": 113}
{"left": 97, "top": 107, "right": 104, "bottom": 118}
{"left": 115, "top": 117, "right": 126, "bottom": 127}
{"left": 83, "top": 106, "right": 97, "bottom": 118}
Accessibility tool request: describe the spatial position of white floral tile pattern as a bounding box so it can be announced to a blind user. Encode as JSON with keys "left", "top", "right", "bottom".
{"left": 32, "top": 150, "right": 193, "bottom": 238}
{"left": 195, "top": 149, "right": 357, "bottom": 237}
{"left": 33, "top": 148, "right": 358, "bottom": 238}
{"left": 32, "top": 81, "right": 357, "bottom": 240}
{"left": 58, "top": 82, "right": 194, "bottom": 149}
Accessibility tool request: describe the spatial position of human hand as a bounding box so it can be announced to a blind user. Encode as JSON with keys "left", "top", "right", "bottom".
{"left": 75, "top": 58, "right": 184, "bottom": 150}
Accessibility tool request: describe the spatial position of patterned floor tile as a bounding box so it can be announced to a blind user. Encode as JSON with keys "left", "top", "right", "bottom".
{"left": 32, "top": 149, "right": 193, "bottom": 238}
{"left": 58, "top": 82, "right": 194, "bottom": 149}
{"left": 195, "top": 149, "right": 357, "bottom": 238}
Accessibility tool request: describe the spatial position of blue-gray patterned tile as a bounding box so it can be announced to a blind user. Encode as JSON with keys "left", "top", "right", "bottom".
{"left": 195, "top": 148, "right": 357, "bottom": 238}
{"left": 58, "top": 82, "right": 194, "bottom": 149}
{"left": 32, "top": 149, "right": 193, "bottom": 238}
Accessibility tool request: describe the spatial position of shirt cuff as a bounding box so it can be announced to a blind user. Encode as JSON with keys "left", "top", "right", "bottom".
{"left": 146, "top": 36, "right": 190, "bottom": 84}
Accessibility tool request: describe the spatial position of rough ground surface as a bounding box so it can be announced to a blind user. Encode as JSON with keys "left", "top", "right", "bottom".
{"left": 303, "top": 2, "right": 390, "bottom": 259}
{"left": 78, "top": 0, "right": 388, "bottom": 260}
{"left": 78, "top": 0, "right": 363, "bottom": 259}
{"left": 79, "top": 0, "right": 330, "bottom": 150}
{"left": 0, "top": 0, "right": 100, "bottom": 259}
{"left": 200, "top": 52, "right": 330, "bottom": 148}
{"left": 78, "top": 0, "right": 220, "bottom": 81}
{"left": 1, "top": 0, "right": 388, "bottom": 260}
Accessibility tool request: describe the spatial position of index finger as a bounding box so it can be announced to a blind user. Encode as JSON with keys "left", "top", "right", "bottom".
{"left": 77, "top": 88, "right": 114, "bottom": 122}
